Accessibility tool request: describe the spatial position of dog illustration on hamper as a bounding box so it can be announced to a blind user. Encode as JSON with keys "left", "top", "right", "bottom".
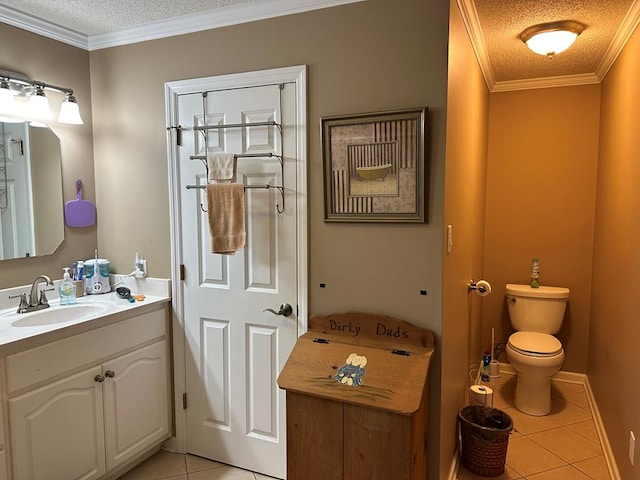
{"left": 335, "top": 353, "right": 368, "bottom": 386}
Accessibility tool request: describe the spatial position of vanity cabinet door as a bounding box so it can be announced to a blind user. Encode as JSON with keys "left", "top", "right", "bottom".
{"left": 9, "top": 365, "right": 106, "bottom": 480}
{"left": 102, "top": 340, "right": 169, "bottom": 472}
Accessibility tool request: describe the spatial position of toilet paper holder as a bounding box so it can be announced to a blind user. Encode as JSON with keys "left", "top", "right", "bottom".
{"left": 468, "top": 280, "right": 492, "bottom": 296}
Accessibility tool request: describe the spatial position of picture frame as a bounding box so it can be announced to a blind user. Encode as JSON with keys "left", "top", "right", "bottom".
{"left": 321, "top": 107, "right": 428, "bottom": 223}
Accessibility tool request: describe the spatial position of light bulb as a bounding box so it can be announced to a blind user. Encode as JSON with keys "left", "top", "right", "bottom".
{"left": 0, "top": 80, "right": 16, "bottom": 116}
{"left": 58, "top": 94, "right": 83, "bottom": 124}
{"left": 27, "top": 88, "right": 53, "bottom": 120}
{"left": 526, "top": 30, "right": 579, "bottom": 58}
{"left": 519, "top": 21, "right": 586, "bottom": 59}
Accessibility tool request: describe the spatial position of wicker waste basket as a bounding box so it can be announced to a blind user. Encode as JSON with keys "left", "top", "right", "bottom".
{"left": 458, "top": 405, "right": 513, "bottom": 477}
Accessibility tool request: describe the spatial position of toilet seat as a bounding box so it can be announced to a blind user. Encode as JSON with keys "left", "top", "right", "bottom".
{"left": 508, "top": 332, "right": 562, "bottom": 358}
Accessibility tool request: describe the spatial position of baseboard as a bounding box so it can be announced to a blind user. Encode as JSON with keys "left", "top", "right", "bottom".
{"left": 495, "top": 363, "right": 621, "bottom": 479}
{"left": 161, "top": 436, "right": 178, "bottom": 453}
{"left": 584, "top": 376, "right": 622, "bottom": 480}
{"left": 447, "top": 450, "right": 460, "bottom": 480}
{"left": 498, "top": 361, "right": 588, "bottom": 384}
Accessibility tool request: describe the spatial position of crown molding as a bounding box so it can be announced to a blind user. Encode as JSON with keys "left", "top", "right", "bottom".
{"left": 596, "top": 0, "right": 640, "bottom": 80}
{"left": 0, "top": 5, "right": 88, "bottom": 49}
{"left": 0, "top": 0, "right": 366, "bottom": 51}
{"left": 456, "top": 0, "right": 496, "bottom": 91}
{"left": 491, "top": 73, "right": 600, "bottom": 92}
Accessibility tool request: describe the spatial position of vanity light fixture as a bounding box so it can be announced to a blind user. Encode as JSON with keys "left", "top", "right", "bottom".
{"left": 0, "top": 69, "right": 83, "bottom": 125}
{"left": 519, "top": 20, "right": 586, "bottom": 59}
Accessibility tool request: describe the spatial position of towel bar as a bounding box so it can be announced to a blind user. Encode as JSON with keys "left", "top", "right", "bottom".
{"left": 192, "top": 120, "right": 281, "bottom": 131}
{"left": 186, "top": 184, "right": 285, "bottom": 214}
{"left": 189, "top": 152, "right": 283, "bottom": 163}
{"left": 185, "top": 184, "right": 282, "bottom": 190}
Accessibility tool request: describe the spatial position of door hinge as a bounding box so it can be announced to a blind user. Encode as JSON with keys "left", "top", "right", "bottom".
{"left": 167, "top": 125, "right": 183, "bottom": 146}
{"left": 182, "top": 392, "right": 187, "bottom": 409}
{"left": 179, "top": 264, "right": 185, "bottom": 281}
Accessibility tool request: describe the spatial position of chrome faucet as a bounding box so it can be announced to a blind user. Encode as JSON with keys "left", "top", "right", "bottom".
{"left": 29, "top": 275, "right": 54, "bottom": 308}
{"left": 8, "top": 275, "right": 55, "bottom": 314}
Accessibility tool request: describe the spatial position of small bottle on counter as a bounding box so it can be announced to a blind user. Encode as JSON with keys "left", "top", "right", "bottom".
{"left": 530, "top": 258, "right": 540, "bottom": 288}
{"left": 59, "top": 267, "right": 77, "bottom": 305}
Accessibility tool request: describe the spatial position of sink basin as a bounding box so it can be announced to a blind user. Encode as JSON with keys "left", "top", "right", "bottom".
{"left": 10, "top": 303, "right": 110, "bottom": 327}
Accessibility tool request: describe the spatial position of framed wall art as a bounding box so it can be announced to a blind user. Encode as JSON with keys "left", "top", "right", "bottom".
{"left": 321, "top": 107, "right": 428, "bottom": 223}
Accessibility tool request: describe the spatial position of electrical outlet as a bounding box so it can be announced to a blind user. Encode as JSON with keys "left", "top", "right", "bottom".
{"left": 139, "top": 259, "right": 148, "bottom": 277}
{"left": 630, "top": 431, "right": 636, "bottom": 465}
{"left": 134, "top": 253, "right": 148, "bottom": 278}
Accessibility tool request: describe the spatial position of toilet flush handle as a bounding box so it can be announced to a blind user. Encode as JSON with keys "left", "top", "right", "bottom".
{"left": 507, "top": 295, "right": 516, "bottom": 303}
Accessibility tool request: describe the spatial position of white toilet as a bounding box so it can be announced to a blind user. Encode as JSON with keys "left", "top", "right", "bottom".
{"left": 505, "top": 283, "right": 570, "bottom": 416}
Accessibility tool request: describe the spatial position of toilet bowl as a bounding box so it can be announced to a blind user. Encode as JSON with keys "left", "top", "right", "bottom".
{"left": 505, "top": 284, "right": 570, "bottom": 416}
{"left": 506, "top": 331, "right": 564, "bottom": 415}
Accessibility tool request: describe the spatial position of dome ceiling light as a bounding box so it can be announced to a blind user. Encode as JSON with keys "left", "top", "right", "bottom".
{"left": 519, "top": 20, "right": 586, "bottom": 59}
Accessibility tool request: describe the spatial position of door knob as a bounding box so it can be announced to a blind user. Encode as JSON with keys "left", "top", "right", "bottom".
{"left": 263, "top": 303, "right": 293, "bottom": 317}
{"left": 94, "top": 374, "right": 105, "bottom": 383}
{"left": 105, "top": 370, "right": 116, "bottom": 378}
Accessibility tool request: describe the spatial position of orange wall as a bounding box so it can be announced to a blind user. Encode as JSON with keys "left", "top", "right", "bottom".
{"left": 590, "top": 21, "right": 640, "bottom": 478}
{"left": 441, "top": 2, "right": 489, "bottom": 477}
{"left": 483, "top": 85, "right": 600, "bottom": 373}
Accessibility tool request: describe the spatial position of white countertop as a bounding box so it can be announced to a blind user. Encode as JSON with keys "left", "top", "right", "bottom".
{"left": 0, "top": 277, "right": 171, "bottom": 351}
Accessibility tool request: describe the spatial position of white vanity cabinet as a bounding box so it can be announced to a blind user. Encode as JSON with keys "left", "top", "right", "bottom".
{"left": 4, "top": 306, "right": 171, "bottom": 480}
{"left": 102, "top": 340, "right": 168, "bottom": 472}
{"left": 10, "top": 365, "right": 107, "bottom": 480}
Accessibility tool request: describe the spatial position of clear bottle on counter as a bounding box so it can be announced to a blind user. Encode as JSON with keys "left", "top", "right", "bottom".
{"left": 59, "top": 267, "right": 77, "bottom": 305}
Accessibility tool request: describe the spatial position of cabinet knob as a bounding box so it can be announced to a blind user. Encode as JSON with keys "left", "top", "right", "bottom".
{"left": 105, "top": 370, "right": 116, "bottom": 378}
{"left": 94, "top": 374, "right": 105, "bottom": 383}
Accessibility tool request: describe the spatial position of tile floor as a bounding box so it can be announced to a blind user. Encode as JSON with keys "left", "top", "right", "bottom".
{"left": 119, "top": 451, "right": 275, "bottom": 480}
{"left": 458, "top": 373, "right": 613, "bottom": 480}
{"left": 123, "top": 373, "right": 612, "bottom": 480}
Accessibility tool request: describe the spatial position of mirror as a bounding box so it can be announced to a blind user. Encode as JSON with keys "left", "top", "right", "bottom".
{"left": 0, "top": 121, "right": 64, "bottom": 260}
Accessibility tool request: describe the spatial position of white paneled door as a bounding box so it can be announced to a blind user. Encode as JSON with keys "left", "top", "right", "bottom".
{"left": 169, "top": 68, "right": 306, "bottom": 479}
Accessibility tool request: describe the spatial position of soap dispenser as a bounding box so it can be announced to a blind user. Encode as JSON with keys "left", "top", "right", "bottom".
{"left": 59, "top": 267, "right": 77, "bottom": 305}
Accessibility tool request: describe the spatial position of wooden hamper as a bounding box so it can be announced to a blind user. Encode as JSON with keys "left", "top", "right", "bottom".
{"left": 278, "top": 312, "right": 435, "bottom": 480}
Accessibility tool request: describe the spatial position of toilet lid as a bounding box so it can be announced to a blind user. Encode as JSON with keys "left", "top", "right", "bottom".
{"left": 508, "top": 332, "right": 563, "bottom": 357}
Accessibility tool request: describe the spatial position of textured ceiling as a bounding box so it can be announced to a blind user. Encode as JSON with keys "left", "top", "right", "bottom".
{"left": 1, "top": 0, "right": 639, "bottom": 90}
{"left": 461, "top": 0, "right": 640, "bottom": 90}
{"left": 0, "top": 0, "right": 257, "bottom": 35}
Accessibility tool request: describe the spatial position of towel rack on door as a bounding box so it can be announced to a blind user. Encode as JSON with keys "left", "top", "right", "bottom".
{"left": 178, "top": 85, "right": 286, "bottom": 214}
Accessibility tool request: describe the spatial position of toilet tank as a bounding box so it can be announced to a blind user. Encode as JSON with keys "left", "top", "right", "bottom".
{"left": 506, "top": 284, "right": 570, "bottom": 334}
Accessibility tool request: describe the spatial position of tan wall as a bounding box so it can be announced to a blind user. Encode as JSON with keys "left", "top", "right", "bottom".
{"left": 0, "top": 24, "right": 95, "bottom": 289}
{"left": 483, "top": 85, "right": 600, "bottom": 373}
{"left": 88, "top": 1, "right": 449, "bottom": 477}
{"left": 590, "top": 23, "right": 640, "bottom": 478}
{"left": 441, "top": 2, "right": 489, "bottom": 477}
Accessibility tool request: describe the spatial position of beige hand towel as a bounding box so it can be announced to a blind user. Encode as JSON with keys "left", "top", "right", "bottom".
{"left": 207, "top": 153, "right": 236, "bottom": 183}
{"left": 206, "top": 184, "right": 246, "bottom": 255}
